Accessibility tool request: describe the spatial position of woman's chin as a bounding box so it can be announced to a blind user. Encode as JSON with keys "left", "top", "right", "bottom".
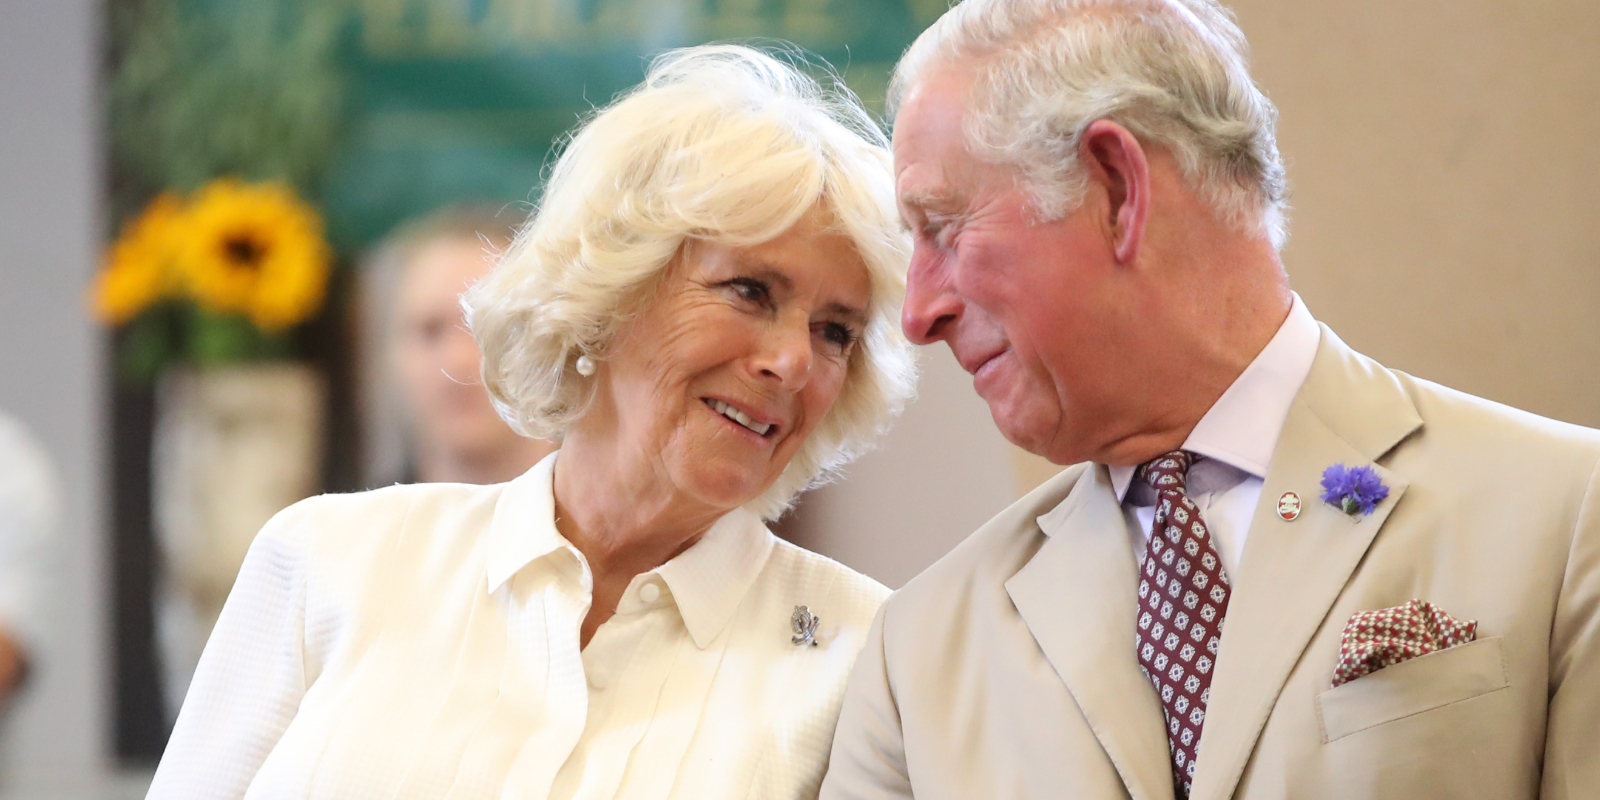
{"left": 673, "top": 463, "right": 771, "bottom": 512}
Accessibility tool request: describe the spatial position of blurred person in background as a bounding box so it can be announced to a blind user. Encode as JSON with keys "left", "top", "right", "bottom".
{"left": 0, "top": 411, "right": 58, "bottom": 713}
{"left": 148, "top": 44, "right": 916, "bottom": 800}
{"left": 361, "top": 205, "right": 558, "bottom": 487}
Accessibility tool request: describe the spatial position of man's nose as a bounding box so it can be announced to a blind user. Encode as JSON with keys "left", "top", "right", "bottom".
{"left": 901, "top": 246, "right": 963, "bottom": 345}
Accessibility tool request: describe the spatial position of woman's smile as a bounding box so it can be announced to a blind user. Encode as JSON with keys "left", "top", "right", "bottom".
{"left": 701, "top": 397, "right": 779, "bottom": 438}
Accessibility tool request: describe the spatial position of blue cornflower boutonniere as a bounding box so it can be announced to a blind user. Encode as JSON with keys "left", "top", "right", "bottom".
{"left": 1320, "top": 463, "right": 1390, "bottom": 517}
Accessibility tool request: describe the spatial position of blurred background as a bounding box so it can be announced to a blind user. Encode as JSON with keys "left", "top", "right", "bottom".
{"left": 0, "top": 0, "right": 1596, "bottom": 796}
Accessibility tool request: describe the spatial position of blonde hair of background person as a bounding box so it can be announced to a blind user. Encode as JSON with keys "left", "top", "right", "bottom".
{"left": 149, "top": 43, "right": 917, "bottom": 800}
{"left": 359, "top": 205, "right": 557, "bottom": 486}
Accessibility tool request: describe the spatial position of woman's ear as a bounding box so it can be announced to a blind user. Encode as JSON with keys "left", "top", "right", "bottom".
{"left": 1079, "top": 119, "right": 1151, "bottom": 265}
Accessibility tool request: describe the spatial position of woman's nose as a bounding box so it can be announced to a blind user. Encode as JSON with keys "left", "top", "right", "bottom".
{"left": 753, "top": 316, "right": 813, "bottom": 390}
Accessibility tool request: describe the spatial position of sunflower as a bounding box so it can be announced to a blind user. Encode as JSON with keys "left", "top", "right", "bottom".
{"left": 176, "top": 178, "right": 331, "bottom": 331}
{"left": 92, "top": 193, "right": 185, "bottom": 324}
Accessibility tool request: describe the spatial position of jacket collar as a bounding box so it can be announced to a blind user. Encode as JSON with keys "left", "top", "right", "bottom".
{"left": 1013, "top": 322, "right": 1424, "bottom": 800}
{"left": 1187, "top": 323, "right": 1422, "bottom": 800}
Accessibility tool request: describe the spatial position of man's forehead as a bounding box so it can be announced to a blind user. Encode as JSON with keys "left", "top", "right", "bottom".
{"left": 893, "top": 70, "right": 982, "bottom": 209}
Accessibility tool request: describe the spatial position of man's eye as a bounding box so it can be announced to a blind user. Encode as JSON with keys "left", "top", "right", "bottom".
{"left": 922, "top": 220, "right": 957, "bottom": 249}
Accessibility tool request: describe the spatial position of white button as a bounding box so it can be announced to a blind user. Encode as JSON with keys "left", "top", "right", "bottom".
{"left": 588, "top": 670, "right": 607, "bottom": 691}
{"left": 638, "top": 582, "right": 661, "bottom": 604}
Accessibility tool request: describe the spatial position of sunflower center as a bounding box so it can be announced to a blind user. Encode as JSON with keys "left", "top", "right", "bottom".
{"left": 223, "top": 234, "right": 268, "bottom": 269}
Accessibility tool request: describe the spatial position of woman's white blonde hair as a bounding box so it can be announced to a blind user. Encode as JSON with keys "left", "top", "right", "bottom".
{"left": 891, "top": 0, "right": 1289, "bottom": 250}
{"left": 464, "top": 44, "right": 917, "bottom": 520}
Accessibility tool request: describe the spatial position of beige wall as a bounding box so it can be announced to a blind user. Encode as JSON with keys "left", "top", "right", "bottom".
{"left": 792, "top": 0, "right": 1600, "bottom": 587}
{"left": 1239, "top": 0, "right": 1600, "bottom": 429}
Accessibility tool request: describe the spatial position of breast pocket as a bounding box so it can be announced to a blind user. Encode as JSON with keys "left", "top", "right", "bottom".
{"left": 1316, "top": 636, "right": 1509, "bottom": 742}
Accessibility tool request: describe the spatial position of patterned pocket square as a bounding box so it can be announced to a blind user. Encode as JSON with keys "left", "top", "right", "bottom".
{"left": 1332, "top": 599, "right": 1477, "bottom": 687}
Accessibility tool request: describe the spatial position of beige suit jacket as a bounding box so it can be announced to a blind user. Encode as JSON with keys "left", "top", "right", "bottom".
{"left": 820, "top": 326, "right": 1600, "bottom": 800}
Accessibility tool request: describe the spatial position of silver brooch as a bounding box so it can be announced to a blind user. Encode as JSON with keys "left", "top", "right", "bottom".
{"left": 791, "top": 605, "right": 820, "bottom": 647}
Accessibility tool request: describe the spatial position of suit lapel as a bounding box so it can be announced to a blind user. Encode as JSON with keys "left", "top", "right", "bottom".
{"left": 1189, "top": 326, "right": 1422, "bottom": 800}
{"left": 1007, "top": 466, "right": 1176, "bottom": 800}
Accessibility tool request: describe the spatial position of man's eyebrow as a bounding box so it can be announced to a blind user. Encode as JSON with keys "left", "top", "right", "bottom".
{"left": 899, "top": 186, "right": 961, "bottom": 213}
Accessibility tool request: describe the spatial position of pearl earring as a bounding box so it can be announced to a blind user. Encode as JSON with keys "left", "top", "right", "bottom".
{"left": 575, "top": 355, "right": 597, "bottom": 377}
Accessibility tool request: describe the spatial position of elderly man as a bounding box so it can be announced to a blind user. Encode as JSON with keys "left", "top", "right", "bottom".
{"left": 821, "top": 1, "right": 1600, "bottom": 799}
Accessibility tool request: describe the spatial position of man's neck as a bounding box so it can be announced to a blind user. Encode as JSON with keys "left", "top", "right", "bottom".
{"left": 1092, "top": 242, "right": 1293, "bottom": 468}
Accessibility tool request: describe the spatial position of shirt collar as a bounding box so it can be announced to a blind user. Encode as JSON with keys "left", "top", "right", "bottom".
{"left": 1108, "top": 292, "right": 1321, "bottom": 501}
{"left": 655, "top": 506, "right": 775, "bottom": 649}
{"left": 484, "top": 449, "right": 777, "bottom": 650}
{"left": 485, "top": 450, "right": 566, "bottom": 593}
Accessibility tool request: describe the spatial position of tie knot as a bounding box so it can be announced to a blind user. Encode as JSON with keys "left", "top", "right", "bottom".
{"left": 1141, "top": 450, "right": 1194, "bottom": 493}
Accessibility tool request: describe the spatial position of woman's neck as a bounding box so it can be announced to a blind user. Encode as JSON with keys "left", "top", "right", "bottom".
{"left": 551, "top": 430, "right": 728, "bottom": 646}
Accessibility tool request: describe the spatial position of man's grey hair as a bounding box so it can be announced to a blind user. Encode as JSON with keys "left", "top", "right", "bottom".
{"left": 890, "top": 0, "right": 1289, "bottom": 250}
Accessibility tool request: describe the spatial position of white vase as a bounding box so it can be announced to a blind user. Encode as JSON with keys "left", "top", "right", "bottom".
{"left": 151, "top": 363, "right": 324, "bottom": 719}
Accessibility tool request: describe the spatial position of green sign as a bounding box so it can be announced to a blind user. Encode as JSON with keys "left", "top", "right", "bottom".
{"left": 324, "top": 0, "right": 944, "bottom": 248}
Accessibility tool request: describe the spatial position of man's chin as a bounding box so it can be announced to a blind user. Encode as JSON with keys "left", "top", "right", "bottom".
{"left": 986, "top": 400, "right": 1062, "bottom": 462}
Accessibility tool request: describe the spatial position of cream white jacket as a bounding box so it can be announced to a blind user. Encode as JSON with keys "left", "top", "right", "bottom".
{"left": 149, "top": 454, "right": 888, "bottom": 800}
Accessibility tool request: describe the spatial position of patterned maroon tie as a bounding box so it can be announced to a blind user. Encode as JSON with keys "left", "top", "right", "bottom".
{"left": 1135, "top": 451, "right": 1231, "bottom": 798}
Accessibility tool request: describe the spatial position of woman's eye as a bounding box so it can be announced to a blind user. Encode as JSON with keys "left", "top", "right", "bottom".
{"left": 726, "top": 277, "right": 771, "bottom": 306}
{"left": 818, "top": 321, "right": 858, "bottom": 352}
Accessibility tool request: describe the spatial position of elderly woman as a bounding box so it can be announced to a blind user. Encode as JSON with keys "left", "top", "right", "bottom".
{"left": 147, "top": 44, "right": 915, "bottom": 800}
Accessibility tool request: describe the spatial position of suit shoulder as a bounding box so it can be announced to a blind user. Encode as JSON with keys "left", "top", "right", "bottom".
{"left": 888, "top": 462, "right": 1094, "bottom": 611}
{"left": 1395, "top": 371, "right": 1600, "bottom": 460}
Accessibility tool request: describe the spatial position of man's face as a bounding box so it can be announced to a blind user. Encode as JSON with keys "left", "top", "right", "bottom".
{"left": 894, "top": 69, "right": 1144, "bottom": 464}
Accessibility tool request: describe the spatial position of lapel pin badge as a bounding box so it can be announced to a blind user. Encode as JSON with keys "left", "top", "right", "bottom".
{"left": 1277, "top": 491, "right": 1302, "bottom": 521}
{"left": 791, "top": 605, "right": 820, "bottom": 647}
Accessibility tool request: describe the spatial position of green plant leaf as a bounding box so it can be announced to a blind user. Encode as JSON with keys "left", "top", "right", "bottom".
{"left": 116, "top": 305, "right": 179, "bottom": 385}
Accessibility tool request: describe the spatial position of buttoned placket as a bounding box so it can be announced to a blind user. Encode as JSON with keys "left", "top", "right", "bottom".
{"left": 547, "top": 570, "right": 685, "bottom": 800}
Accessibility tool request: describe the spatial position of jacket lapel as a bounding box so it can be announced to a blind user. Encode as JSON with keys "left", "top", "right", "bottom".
{"left": 1007, "top": 465, "right": 1176, "bottom": 800}
{"left": 1189, "top": 326, "right": 1422, "bottom": 800}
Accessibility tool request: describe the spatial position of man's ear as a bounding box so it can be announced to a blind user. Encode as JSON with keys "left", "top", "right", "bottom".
{"left": 1079, "top": 120, "right": 1150, "bottom": 265}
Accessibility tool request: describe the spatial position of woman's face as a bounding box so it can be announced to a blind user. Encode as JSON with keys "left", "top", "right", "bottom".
{"left": 589, "top": 206, "right": 871, "bottom": 513}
